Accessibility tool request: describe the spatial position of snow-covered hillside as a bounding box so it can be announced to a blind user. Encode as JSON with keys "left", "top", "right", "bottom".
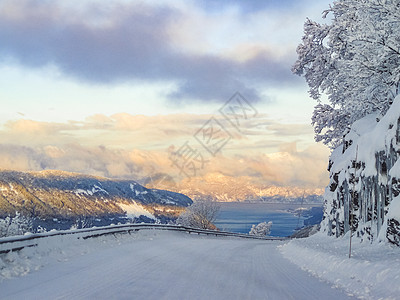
{"left": 322, "top": 95, "right": 400, "bottom": 245}
{"left": 0, "top": 170, "right": 192, "bottom": 229}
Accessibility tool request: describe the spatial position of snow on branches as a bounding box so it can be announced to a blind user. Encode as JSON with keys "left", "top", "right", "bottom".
{"left": 176, "top": 200, "right": 220, "bottom": 230}
{"left": 0, "top": 212, "right": 33, "bottom": 237}
{"left": 293, "top": 0, "right": 400, "bottom": 148}
{"left": 249, "top": 221, "right": 272, "bottom": 237}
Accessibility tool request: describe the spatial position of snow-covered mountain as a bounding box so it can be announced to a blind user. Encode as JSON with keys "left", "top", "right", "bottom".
{"left": 0, "top": 169, "right": 192, "bottom": 224}
{"left": 145, "top": 172, "right": 323, "bottom": 203}
{"left": 321, "top": 95, "right": 400, "bottom": 245}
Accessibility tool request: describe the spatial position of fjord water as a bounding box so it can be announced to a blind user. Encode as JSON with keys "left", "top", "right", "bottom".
{"left": 215, "top": 202, "right": 321, "bottom": 237}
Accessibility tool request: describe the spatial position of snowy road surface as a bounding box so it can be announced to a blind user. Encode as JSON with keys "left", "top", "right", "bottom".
{"left": 0, "top": 231, "right": 354, "bottom": 299}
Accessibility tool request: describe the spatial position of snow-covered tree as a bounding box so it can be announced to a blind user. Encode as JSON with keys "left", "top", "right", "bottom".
{"left": 70, "top": 216, "right": 95, "bottom": 230}
{"left": 0, "top": 212, "right": 33, "bottom": 237}
{"left": 293, "top": 0, "right": 400, "bottom": 147}
{"left": 249, "top": 221, "right": 272, "bottom": 237}
{"left": 176, "top": 200, "right": 220, "bottom": 230}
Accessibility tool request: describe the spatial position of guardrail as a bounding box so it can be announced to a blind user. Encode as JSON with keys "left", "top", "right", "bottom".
{"left": 0, "top": 224, "right": 289, "bottom": 254}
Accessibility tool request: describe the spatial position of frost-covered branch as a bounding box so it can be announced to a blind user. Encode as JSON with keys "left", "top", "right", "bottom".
{"left": 0, "top": 212, "right": 33, "bottom": 237}
{"left": 176, "top": 200, "right": 220, "bottom": 230}
{"left": 294, "top": 0, "right": 400, "bottom": 147}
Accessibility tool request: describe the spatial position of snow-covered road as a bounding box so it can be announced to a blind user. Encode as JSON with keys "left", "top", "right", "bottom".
{"left": 0, "top": 231, "right": 354, "bottom": 299}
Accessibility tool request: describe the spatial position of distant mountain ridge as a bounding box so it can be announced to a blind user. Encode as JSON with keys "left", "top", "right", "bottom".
{"left": 145, "top": 172, "right": 324, "bottom": 203}
{"left": 0, "top": 169, "right": 192, "bottom": 223}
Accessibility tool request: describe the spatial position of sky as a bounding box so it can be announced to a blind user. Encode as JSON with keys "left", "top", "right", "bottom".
{"left": 0, "top": 0, "right": 333, "bottom": 190}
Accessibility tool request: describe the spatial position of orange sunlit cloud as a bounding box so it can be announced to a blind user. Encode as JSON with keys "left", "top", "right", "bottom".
{"left": 0, "top": 113, "right": 330, "bottom": 189}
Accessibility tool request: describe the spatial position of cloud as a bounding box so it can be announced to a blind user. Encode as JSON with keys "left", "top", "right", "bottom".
{"left": 0, "top": 0, "right": 300, "bottom": 104}
{"left": 0, "top": 141, "right": 329, "bottom": 188}
{"left": 0, "top": 114, "right": 202, "bottom": 149}
{"left": 199, "top": 142, "right": 330, "bottom": 188}
{"left": 0, "top": 143, "right": 139, "bottom": 178}
{"left": 267, "top": 123, "right": 314, "bottom": 136}
{"left": 0, "top": 113, "right": 276, "bottom": 149}
{"left": 0, "top": 113, "right": 329, "bottom": 188}
{"left": 194, "top": 0, "right": 301, "bottom": 14}
{"left": 4, "top": 119, "right": 71, "bottom": 134}
{"left": 0, "top": 144, "right": 52, "bottom": 171}
{"left": 0, "top": 0, "right": 334, "bottom": 192}
{"left": 0, "top": 112, "right": 318, "bottom": 160}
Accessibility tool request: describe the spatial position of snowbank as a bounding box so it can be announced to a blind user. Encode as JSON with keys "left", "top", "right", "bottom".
{"left": 280, "top": 232, "right": 400, "bottom": 299}
{"left": 0, "top": 228, "right": 159, "bottom": 282}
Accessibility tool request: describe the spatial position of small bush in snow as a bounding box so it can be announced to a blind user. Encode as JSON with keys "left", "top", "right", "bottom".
{"left": 177, "top": 200, "right": 220, "bottom": 230}
{"left": 249, "top": 221, "right": 272, "bottom": 236}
